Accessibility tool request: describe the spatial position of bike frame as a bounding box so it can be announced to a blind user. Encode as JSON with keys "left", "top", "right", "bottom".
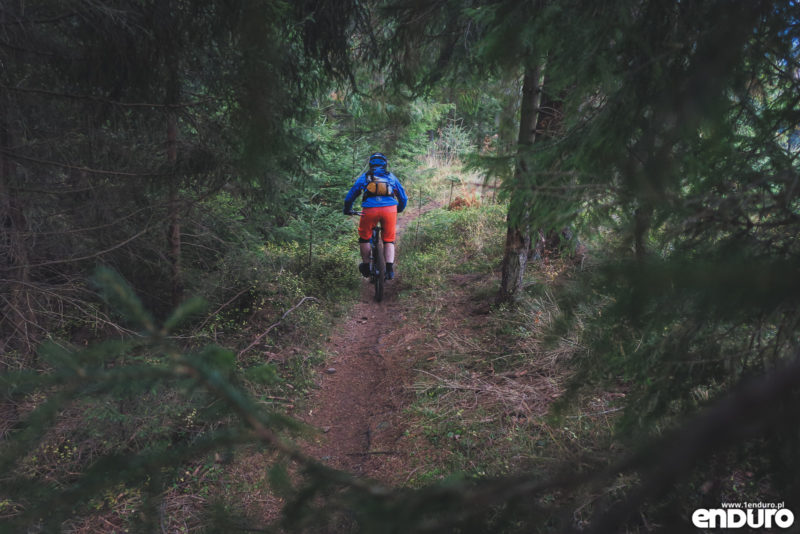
{"left": 371, "top": 223, "right": 385, "bottom": 302}
{"left": 350, "top": 211, "right": 386, "bottom": 302}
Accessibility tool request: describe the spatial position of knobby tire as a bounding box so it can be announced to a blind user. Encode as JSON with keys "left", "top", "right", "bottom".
{"left": 374, "top": 233, "right": 385, "bottom": 302}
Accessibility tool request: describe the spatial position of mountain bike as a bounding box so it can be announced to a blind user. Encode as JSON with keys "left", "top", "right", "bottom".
{"left": 349, "top": 211, "right": 386, "bottom": 302}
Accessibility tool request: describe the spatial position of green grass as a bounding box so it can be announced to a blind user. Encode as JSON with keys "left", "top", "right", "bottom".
{"left": 395, "top": 191, "right": 625, "bottom": 521}
{"left": 401, "top": 203, "right": 505, "bottom": 294}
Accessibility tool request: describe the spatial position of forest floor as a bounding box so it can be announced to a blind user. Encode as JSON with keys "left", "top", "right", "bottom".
{"left": 234, "top": 201, "right": 451, "bottom": 525}
{"left": 298, "top": 201, "right": 441, "bottom": 483}
{"left": 234, "top": 188, "right": 594, "bottom": 529}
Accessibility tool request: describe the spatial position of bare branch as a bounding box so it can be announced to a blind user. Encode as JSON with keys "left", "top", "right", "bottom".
{"left": 237, "top": 297, "right": 319, "bottom": 357}
{"left": 0, "top": 83, "right": 218, "bottom": 109}
{"left": 0, "top": 224, "right": 153, "bottom": 272}
{"left": 0, "top": 10, "right": 81, "bottom": 25}
{"left": 0, "top": 148, "right": 165, "bottom": 177}
{"left": 194, "top": 286, "right": 253, "bottom": 333}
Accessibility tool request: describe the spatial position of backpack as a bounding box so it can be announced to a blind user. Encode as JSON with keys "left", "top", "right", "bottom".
{"left": 364, "top": 170, "right": 394, "bottom": 197}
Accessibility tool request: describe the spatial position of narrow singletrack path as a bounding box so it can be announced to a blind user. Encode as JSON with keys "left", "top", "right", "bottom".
{"left": 299, "top": 202, "right": 438, "bottom": 482}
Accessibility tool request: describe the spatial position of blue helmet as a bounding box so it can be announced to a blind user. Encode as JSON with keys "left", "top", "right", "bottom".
{"left": 368, "top": 152, "right": 388, "bottom": 168}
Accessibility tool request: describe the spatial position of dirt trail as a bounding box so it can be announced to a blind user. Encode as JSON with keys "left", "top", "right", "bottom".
{"left": 299, "top": 203, "right": 437, "bottom": 482}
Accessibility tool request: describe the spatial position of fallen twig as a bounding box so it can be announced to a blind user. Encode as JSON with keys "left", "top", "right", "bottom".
{"left": 258, "top": 395, "right": 293, "bottom": 403}
{"left": 237, "top": 296, "right": 319, "bottom": 358}
{"left": 195, "top": 286, "right": 252, "bottom": 333}
{"left": 345, "top": 451, "right": 398, "bottom": 456}
{"left": 567, "top": 407, "right": 623, "bottom": 419}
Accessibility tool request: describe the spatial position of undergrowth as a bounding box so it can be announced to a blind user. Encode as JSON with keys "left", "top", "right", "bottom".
{"left": 0, "top": 198, "right": 364, "bottom": 532}
{"left": 396, "top": 196, "right": 630, "bottom": 527}
{"left": 394, "top": 186, "right": 788, "bottom": 530}
{"left": 400, "top": 203, "right": 505, "bottom": 293}
{"left": 0, "top": 151, "right": 489, "bottom": 531}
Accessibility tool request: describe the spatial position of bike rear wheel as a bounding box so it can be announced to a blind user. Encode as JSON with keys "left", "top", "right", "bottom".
{"left": 374, "top": 232, "right": 385, "bottom": 302}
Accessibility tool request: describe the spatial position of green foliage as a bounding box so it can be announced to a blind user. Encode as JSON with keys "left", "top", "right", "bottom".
{"left": 3, "top": 0, "right": 799, "bottom": 531}
{"left": 377, "top": 0, "right": 800, "bottom": 529}
{"left": 0, "top": 0, "right": 375, "bottom": 353}
{"left": 500, "top": 0, "right": 800, "bottom": 528}
{"left": 244, "top": 364, "right": 280, "bottom": 386}
{"left": 402, "top": 204, "right": 505, "bottom": 291}
{"left": 523, "top": 0, "right": 800, "bottom": 406}
{"left": 392, "top": 100, "right": 456, "bottom": 169}
{"left": 0, "top": 269, "right": 304, "bottom": 531}
{"left": 92, "top": 268, "right": 157, "bottom": 334}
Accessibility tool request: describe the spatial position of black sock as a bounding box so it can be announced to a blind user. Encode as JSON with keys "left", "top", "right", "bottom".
{"left": 386, "top": 262, "right": 394, "bottom": 272}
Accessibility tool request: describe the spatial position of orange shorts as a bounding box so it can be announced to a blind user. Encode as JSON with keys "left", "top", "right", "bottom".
{"left": 358, "top": 206, "right": 397, "bottom": 242}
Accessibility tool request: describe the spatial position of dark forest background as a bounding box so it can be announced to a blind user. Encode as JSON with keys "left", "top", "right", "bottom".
{"left": 1, "top": 1, "right": 799, "bottom": 532}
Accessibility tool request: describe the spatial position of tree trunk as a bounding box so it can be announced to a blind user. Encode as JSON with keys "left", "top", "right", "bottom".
{"left": 165, "top": 23, "right": 183, "bottom": 310}
{"left": 1, "top": 1, "right": 38, "bottom": 359}
{"left": 497, "top": 63, "right": 545, "bottom": 303}
{"left": 1, "top": 118, "right": 38, "bottom": 359}
{"left": 167, "top": 109, "right": 183, "bottom": 308}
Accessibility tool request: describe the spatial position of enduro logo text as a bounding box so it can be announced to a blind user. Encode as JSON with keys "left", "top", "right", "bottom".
{"left": 692, "top": 502, "right": 794, "bottom": 529}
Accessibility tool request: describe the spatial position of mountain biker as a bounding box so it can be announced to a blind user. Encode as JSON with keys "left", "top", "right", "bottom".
{"left": 343, "top": 152, "right": 408, "bottom": 280}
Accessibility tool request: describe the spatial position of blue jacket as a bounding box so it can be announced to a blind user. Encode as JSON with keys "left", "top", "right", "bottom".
{"left": 343, "top": 167, "right": 408, "bottom": 213}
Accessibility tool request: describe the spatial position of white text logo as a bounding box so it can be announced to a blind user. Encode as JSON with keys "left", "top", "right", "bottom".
{"left": 692, "top": 503, "right": 794, "bottom": 529}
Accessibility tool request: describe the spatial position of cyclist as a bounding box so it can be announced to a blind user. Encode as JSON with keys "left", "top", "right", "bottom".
{"left": 343, "top": 152, "right": 408, "bottom": 280}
